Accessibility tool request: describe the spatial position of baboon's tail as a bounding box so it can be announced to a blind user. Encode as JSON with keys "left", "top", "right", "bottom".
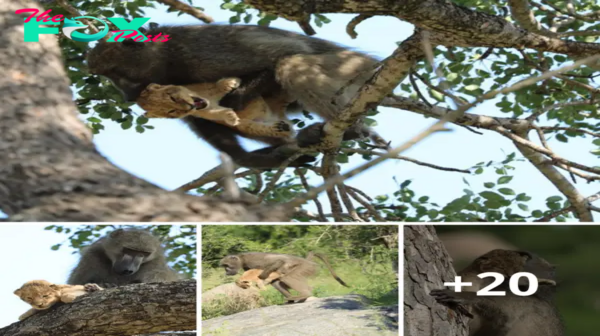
{"left": 307, "top": 252, "right": 349, "bottom": 287}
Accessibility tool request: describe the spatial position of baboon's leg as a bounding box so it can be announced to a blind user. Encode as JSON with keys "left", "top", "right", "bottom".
{"left": 279, "top": 276, "right": 313, "bottom": 303}
{"left": 271, "top": 279, "right": 295, "bottom": 303}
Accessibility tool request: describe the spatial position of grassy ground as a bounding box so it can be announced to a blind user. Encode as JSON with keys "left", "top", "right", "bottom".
{"left": 202, "top": 261, "right": 398, "bottom": 320}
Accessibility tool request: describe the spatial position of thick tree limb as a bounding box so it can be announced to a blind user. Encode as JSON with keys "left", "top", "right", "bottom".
{"left": 244, "top": 0, "right": 600, "bottom": 57}
{"left": 0, "top": 0, "right": 290, "bottom": 222}
{"left": 0, "top": 280, "right": 196, "bottom": 336}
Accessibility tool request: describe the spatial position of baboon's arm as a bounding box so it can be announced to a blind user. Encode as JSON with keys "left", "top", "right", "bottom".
{"left": 219, "top": 69, "right": 280, "bottom": 112}
{"left": 259, "top": 260, "right": 285, "bottom": 280}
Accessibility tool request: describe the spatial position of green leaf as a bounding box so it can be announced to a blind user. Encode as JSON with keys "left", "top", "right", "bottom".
{"left": 484, "top": 182, "right": 495, "bottom": 188}
{"left": 497, "top": 176, "right": 513, "bottom": 184}
{"left": 498, "top": 188, "right": 515, "bottom": 196}
{"left": 517, "top": 203, "right": 529, "bottom": 211}
{"left": 546, "top": 196, "right": 562, "bottom": 203}
{"left": 336, "top": 154, "right": 349, "bottom": 164}
{"left": 479, "top": 191, "right": 505, "bottom": 202}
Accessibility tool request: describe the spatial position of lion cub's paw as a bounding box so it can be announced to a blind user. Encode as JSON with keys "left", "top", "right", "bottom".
{"left": 84, "top": 284, "right": 103, "bottom": 292}
{"left": 223, "top": 111, "right": 241, "bottom": 126}
{"left": 273, "top": 121, "right": 292, "bottom": 134}
{"left": 218, "top": 78, "right": 242, "bottom": 92}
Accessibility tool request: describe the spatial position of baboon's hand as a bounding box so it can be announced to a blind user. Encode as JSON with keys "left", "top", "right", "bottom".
{"left": 220, "top": 87, "right": 252, "bottom": 112}
{"left": 430, "top": 289, "right": 475, "bottom": 318}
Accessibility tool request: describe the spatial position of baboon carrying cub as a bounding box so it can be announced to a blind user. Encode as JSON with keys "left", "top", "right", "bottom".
{"left": 68, "top": 229, "right": 183, "bottom": 287}
{"left": 220, "top": 252, "right": 348, "bottom": 303}
{"left": 430, "top": 249, "right": 564, "bottom": 336}
{"left": 87, "top": 24, "right": 388, "bottom": 169}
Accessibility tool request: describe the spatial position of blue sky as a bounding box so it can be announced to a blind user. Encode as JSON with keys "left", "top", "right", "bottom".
{"left": 1, "top": 1, "right": 596, "bottom": 221}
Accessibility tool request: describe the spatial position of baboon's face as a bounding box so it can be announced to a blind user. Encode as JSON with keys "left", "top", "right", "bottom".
{"left": 87, "top": 40, "right": 155, "bottom": 102}
{"left": 103, "top": 229, "right": 158, "bottom": 276}
{"left": 111, "top": 247, "right": 152, "bottom": 276}
{"left": 220, "top": 256, "right": 241, "bottom": 276}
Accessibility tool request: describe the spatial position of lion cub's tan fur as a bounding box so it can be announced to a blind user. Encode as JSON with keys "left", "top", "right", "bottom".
{"left": 235, "top": 269, "right": 281, "bottom": 290}
{"left": 14, "top": 280, "right": 103, "bottom": 320}
{"left": 137, "top": 78, "right": 295, "bottom": 139}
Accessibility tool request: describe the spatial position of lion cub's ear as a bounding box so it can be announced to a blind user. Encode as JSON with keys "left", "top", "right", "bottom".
{"left": 14, "top": 289, "right": 22, "bottom": 296}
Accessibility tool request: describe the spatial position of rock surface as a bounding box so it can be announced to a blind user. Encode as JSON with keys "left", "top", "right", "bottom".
{"left": 203, "top": 294, "right": 398, "bottom": 336}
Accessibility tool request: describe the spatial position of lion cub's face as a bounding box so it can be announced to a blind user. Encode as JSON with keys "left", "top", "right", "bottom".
{"left": 14, "top": 280, "right": 61, "bottom": 310}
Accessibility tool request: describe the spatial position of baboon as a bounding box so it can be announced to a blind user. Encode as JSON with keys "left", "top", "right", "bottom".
{"left": 430, "top": 249, "right": 564, "bottom": 336}
{"left": 219, "top": 251, "right": 348, "bottom": 303}
{"left": 67, "top": 229, "right": 183, "bottom": 286}
{"left": 86, "top": 25, "right": 386, "bottom": 168}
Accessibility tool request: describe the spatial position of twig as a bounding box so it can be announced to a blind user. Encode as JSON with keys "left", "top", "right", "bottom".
{"left": 346, "top": 185, "right": 373, "bottom": 202}
{"left": 346, "top": 14, "right": 373, "bottom": 39}
{"left": 337, "top": 184, "right": 363, "bottom": 222}
{"left": 295, "top": 168, "right": 327, "bottom": 222}
{"left": 219, "top": 153, "right": 240, "bottom": 200}
{"left": 155, "top": 0, "right": 214, "bottom": 23}
{"left": 258, "top": 153, "right": 303, "bottom": 201}
{"left": 55, "top": 0, "right": 103, "bottom": 38}
{"left": 297, "top": 19, "right": 316, "bottom": 35}
{"left": 493, "top": 126, "right": 600, "bottom": 175}
{"left": 409, "top": 71, "right": 432, "bottom": 107}
{"left": 539, "top": 126, "right": 600, "bottom": 138}
{"left": 248, "top": 172, "right": 263, "bottom": 195}
{"left": 175, "top": 165, "right": 256, "bottom": 192}
{"left": 321, "top": 154, "right": 345, "bottom": 222}
{"left": 314, "top": 225, "right": 333, "bottom": 245}
{"left": 341, "top": 148, "right": 471, "bottom": 173}
{"left": 347, "top": 188, "right": 385, "bottom": 221}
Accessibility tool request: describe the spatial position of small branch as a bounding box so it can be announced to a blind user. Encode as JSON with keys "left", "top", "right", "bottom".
{"left": 321, "top": 153, "right": 344, "bottom": 222}
{"left": 337, "top": 183, "right": 363, "bottom": 222}
{"left": 347, "top": 187, "right": 385, "bottom": 221}
{"left": 297, "top": 19, "right": 316, "bottom": 35}
{"left": 341, "top": 148, "right": 471, "bottom": 173}
{"left": 295, "top": 168, "right": 327, "bottom": 222}
{"left": 539, "top": 127, "right": 600, "bottom": 138}
{"left": 219, "top": 152, "right": 240, "bottom": 200}
{"left": 155, "top": 0, "right": 214, "bottom": 23}
{"left": 346, "top": 14, "right": 373, "bottom": 39}
{"left": 55, "top": 0, "right": 101, "bottom": 35}
{"left": 258, "top": 153, "right": 303, "bottom": 202}
{"left": 493, "top": 126, "right": 600, "bottom": 175}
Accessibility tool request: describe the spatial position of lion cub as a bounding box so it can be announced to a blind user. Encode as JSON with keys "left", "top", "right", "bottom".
{"left": 14, "top": 280, "right": 103, "bottom": 320}
{"left": 137, "top": 78, "right": 295, "bottom": 139}
{"left": 235, "top": 269, "right": 281, "bottom": 290}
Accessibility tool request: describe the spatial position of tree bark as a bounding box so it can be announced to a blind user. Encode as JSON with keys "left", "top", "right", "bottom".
{"left": 403, "top": 225, "right": 468, "bottom": 336}
{"left": 245, "top": 0, "right": 600, "bottom": 57}
{"left": 0, "top": 280, "right": 196, "bottom": 336}
{"left": 0, "top": 0, "right": 290, "bottom": 222}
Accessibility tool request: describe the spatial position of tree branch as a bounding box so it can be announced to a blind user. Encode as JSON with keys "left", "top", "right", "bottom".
{"left": 1, "top": 1, "right": 290, "bottom": 222}
{"left": 0, "top": 280, "right": 196, "bottom": 336}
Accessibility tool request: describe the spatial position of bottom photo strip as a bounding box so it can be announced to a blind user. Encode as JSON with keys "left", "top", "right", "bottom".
{"left": 2, "top": 224, "right": 592, "bottom": 335}
{"left": 405, "top": 225, "right": 597, "bottom": 336}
